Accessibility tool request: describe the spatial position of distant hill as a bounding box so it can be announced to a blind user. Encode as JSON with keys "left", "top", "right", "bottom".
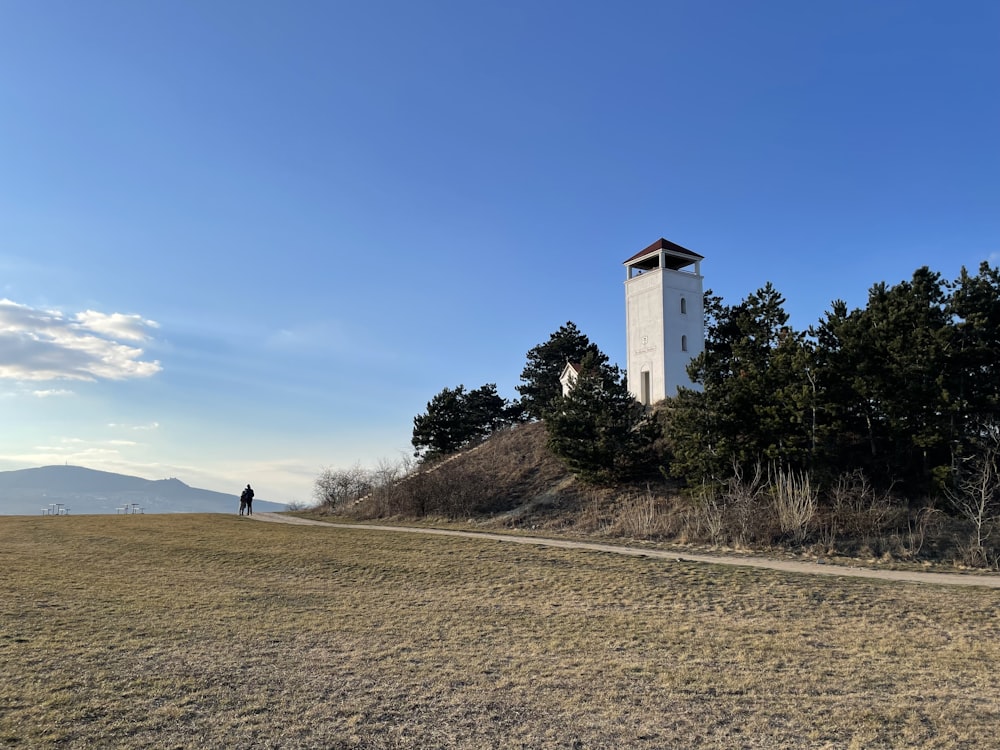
{"left": 0, "top": 466, "right": 287, "bottom": 516}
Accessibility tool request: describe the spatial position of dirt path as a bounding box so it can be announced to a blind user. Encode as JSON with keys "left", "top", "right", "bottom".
{"left": 250, "top": 512, "right": 1000, "bottom": 589}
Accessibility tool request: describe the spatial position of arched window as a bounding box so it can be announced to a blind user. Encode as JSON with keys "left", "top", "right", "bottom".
{"left": 680, "top": 297, "right": 687, "bottom": 314}
{"left": 681, "top": 335, "right": 688, "bottom": 352}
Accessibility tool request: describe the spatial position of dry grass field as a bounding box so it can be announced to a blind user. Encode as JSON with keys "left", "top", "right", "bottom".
{"left": 2, "top": 514, "right": 999, "bottom": 749}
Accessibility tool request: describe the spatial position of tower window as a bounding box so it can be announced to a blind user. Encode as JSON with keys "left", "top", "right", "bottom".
{"left": 681, "top": 335, "right": 688, "bottom": 352}
{"left": 680, "top": 297, "right": 687, "bottom": 314}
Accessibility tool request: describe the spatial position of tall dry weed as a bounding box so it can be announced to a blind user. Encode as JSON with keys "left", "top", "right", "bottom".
{"left": 769, "top": 466, "right": 817, "bottom": 544}
{"left": 574, "top": 491, "right": 611, "bottom": 534}
{"left": 686, "top": 484, "right": 724, "bottom": 544}
{"left": 613, "top": 491, "right": 670, "bottom": 538}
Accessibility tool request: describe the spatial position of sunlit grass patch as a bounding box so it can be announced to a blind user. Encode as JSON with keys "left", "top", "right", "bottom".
{"left": 1, "top": 514, "right": 999, "bottom": 748}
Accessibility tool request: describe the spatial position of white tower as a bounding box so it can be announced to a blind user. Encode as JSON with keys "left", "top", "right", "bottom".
{"left": 624, "top": 238, "right": 705, "bottom": 405}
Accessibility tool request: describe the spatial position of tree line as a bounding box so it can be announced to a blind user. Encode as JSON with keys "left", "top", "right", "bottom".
{"left": 412, "top": 263, "right": 1000, "bottom": 487}
{"left": 399, "top": 262, "right": 1000, "bottom": 563}
{"left": 671, "top": 263, "right": 1000, "bottom": 497}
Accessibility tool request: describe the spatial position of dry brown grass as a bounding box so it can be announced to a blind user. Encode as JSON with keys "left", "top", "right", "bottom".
{"left": 359, "top": 422, "right": 592, "bottom": 521}
{"left": 2, "top": 514, "right": 999, "bottom": 749}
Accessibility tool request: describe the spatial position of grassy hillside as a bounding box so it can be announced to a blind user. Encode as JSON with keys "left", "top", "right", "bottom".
{"left": 2, "top": 514, "right": 999, "bottom": 748}
{"left": 352, "top": 421, "right": 615, "bottom": 524}
{"left": 343, "top": 422, "right": 980, "bottom": 569}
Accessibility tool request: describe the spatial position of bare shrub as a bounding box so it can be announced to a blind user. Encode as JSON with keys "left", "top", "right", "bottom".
{"left": 894, "top": 505, "right": 943, "bottom": 560}
{"left": 828, "top": 470, "right": 900, "bottom": 546}
{"left": 359, "top": 456, "right": 413, "bottom": 517}
{"left": 769, "top": 466, "right": 817, "bottom": 544}
{"left": 956, "top": 539, "right": 1000, "bottom": 569}
{"left": 721, "top": 461, "right": 768, "bottom": 546}
{"left": 685, "top": 463, "right": 772, "bottom": 546}
{"left": 431, "top": 462, "right": 487, "bottom": 518}
{"left": 376, "top": 460, "right": 442, "bottom": 517}
{"left": 313, "top": 464, "right": 374, "bottom": 511}
{"left": 312, "top": 456, "right": 418, "bottom": 519}
{"left": 370, "top": 451, "right": 502, "bottom": 520}
{"left": 945, "top": 423, "right": 1000, "bottom": 567}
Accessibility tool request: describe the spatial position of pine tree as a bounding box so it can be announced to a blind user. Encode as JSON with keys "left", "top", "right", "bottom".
{"left": 411, "top": 384, "right": 519, "bottom": 459}
{"left": 667, "top": 285, "right": 816, "bottom": 483}
{"left": 545, "top": 353, "right": 658, "bottom": 482}
{"left": 949, "top": 263, "right": 1000, "bottom": 440}
{"left": 812, "top": 268, "right": 951, "bottom": 491}
{"left": 517, "top": 322, "right": 608, "bottom": 420}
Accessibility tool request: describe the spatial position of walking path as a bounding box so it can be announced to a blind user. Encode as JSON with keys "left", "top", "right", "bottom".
{"left": 250, "top": 512, "right": 1000, "bottom": 589}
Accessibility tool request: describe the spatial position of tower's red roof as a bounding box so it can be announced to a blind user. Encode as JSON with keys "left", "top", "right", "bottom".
{"left": 624, "top": 238, "right": 703, "bottom": 265}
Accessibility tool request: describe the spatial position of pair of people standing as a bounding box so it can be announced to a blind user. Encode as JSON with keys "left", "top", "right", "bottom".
{"left": 239, "top": 484, "right": 254, "bottom": 515}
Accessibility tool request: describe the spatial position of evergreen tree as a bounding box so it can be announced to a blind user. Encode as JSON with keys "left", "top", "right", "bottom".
{"left": 667, "top": 274, "right": 963, "bottom": 492}
{"left": 545, "top": 353, "right": 658, "bottom": 482}
{"left": 517, "top": 322, "right": 608, "bottom": 420}
{"left": 812, "top": 268, "right": 952, "bottom": 491}
{"left": 667, "top": 284, "right": 817, "bottom": 483}
{"left": 412, "top": 384, "right": 518, "bottom": 459}
{"left": 949, "top": 262, "right": 1000, "bottom": 440}
{"left": 810, "top": 298, "right": 873, "bottom": 473}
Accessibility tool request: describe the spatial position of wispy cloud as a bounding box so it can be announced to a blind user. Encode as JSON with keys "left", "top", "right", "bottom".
{"left": 0, "top": 299, "right": 161, "bottom": 382}
{"left": 0, "top": 443, "right": 138, "bottom": 470}
{"left": 32, "top": 388, "right": 75, "bottom": 398}
{"left": 107, "top": 421, "right": 161, "bottom": 431}
{"left": 264, "top": 319, "right": 352, "bottom": 353}
{"left": 262, "top": 319, "right": 399, "bottom": 365}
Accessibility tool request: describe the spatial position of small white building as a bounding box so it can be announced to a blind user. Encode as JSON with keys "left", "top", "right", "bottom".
{"left": 624, "top": 238, "right": 705, "bottom": 404}
{"left": 559, "top": 361, "right": 581, "bottom": 397}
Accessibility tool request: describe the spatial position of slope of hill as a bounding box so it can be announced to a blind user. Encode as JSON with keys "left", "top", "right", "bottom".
{"left": 437, "top": 421, "right": 589, "bottom": 517}
{"left": 0, "top": 466, "right": 287, "bottom": 515}
{"left": 351, "top": 422, "right": 622, "bottom": 524}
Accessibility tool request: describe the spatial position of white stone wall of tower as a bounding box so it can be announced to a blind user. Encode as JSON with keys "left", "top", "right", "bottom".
{"left": 625, "top": 261, "right": 704, "bottom": 403}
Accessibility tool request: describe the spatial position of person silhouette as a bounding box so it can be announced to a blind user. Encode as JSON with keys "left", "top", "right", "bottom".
{"left": 239, "top": 484, "right": 255, "bottom": 516}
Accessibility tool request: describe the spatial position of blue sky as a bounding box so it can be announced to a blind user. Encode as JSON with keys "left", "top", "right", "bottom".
{"left": 1, "top": 1, "right": 997, "bottom": 505}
